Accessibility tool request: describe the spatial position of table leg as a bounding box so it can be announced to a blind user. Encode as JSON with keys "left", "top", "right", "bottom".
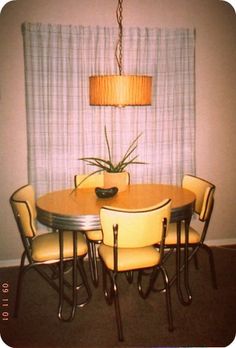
{"left": 58, "top": 229, "right": 64, "bottom": 319}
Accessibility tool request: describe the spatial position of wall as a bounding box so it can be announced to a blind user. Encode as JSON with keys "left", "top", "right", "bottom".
{"left": 0, "top": 0, "right": 235, "bottom": 265}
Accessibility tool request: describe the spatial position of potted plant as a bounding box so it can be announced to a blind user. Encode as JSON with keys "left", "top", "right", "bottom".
{"left": 77, "top": 126, "right": 145, "bottom": 192}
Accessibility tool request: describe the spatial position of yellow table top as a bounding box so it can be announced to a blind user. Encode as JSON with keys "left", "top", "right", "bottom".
{"left": 36, "top": 184, "right": 195, "bottom": 231}
{"left": 37, "top": 183, "right": 195, "bottom": 214}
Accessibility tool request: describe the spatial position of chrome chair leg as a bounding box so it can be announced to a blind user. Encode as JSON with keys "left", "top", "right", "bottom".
{"left": 76, "top": 258, "right": 92, "bottom": 307}
{"left": 14, "top": 251, "right": 27, "bottom": 317}
{"left": 102, "top": 262, "right": 114, "bottom": 305}
{"left": 58, "top": 231, "right": 91, "bottom": 321}
{"left": 58, "top": 230, "right": 77, "bottom": 321}
{"left": 101, "top": 262, "right": 124, "bottom": 341}
{"left": 112, "top": 273, "right": 124, "bottom": 341}
{"left": 137, "top": 268, "right": 160, "bottom": 299}
{"left": 159, "top": 265, "right": 174, "bottom": 332}
{"left": 14, "top": 252, "right": 68, "bottom": 318}
{"left": 87, "top": 240, "right": 99, "bottom": 287}
{"left": 184, "top": 219, "right": 192, "bottom": 302}
{"left": 176, "top": 220, "right": 192, "bottom": 306}
{"left": 125, "top": 271, "right": 133, "bottom": 284}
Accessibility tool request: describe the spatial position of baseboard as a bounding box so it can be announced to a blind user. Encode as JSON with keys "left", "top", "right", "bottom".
{"left": 0, "top": 259, "right": 21, "bottom": 268}
{"left": 0, "top": 238, "right": 236, "bottom": 268}
{"left": 205, "top": 238, "right": 236, "bottom": 246}
{"left": 0, "top": 256, "right": 89, "bottom": 268}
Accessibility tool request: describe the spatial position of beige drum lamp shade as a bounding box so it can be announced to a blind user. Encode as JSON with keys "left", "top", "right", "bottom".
{"left": 89, "top": 75, "right": 152, "bottom": 106}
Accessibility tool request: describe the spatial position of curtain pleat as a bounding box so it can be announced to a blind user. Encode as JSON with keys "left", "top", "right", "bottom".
{"left": 22, "top": 23, "right": 195, "bottom": 197}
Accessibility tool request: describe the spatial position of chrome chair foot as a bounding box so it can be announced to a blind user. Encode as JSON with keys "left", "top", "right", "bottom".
{"left": 58, "top": 256, "right": 91, "bottom": 322}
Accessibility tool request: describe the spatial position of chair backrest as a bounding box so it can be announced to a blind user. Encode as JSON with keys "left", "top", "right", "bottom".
{"left": 74, "top": 171, "right": 131, "bottom": 189}
{"left": 182, "top": 174, "right": 215, "bottom": 222}
{"left": 100, "top": 199, "right": 172, "bottom": 248}
{"left": 10, "top": 184, "right": 37, "bottom": 238}
{"left": 74, "top": 172, "right": 104, "bottom": 188}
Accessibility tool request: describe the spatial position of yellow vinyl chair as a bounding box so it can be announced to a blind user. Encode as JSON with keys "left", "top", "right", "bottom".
{"left": 74, "top": 172, "right": 104, "bottom": 189}
{"left": 98, "top": 199, "right": 173, "bottom": 341}
{"left": 164, "top": 174, "right": 217, "bottom": 293}
{"left": 74, "top": 171, "right": 130, "bottom": 287}
{"left": 10, "top": 184, "right": 91, "bottom": 321}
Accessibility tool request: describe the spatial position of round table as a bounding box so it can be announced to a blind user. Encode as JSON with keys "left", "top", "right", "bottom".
{"left": 36, "top": 184, "right": 196, "bottom": 231}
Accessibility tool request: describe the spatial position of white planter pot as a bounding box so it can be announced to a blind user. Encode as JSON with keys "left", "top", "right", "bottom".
{"left": 103, "top": 171, "right": 129, "bottom": 192}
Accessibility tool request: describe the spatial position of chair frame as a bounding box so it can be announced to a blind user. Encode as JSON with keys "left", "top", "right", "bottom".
{"left": 10, "top": 185, "right": 91, "bottom": 322}
{"left": 162, "top": 175, "right": 217, "bottom": 304}
{"left": 74, "top": 172, "right": 130, "bottom": 287}
{"left": 99, "top": 201, "right": 173, "bottom": 341}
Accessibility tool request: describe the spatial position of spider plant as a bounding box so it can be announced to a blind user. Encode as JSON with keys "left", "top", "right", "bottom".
{"left": 74, "top": 126, "right": 146, "bottom": 189}
{"left": 80, "top": 126, "right": 145, "bottom": 171}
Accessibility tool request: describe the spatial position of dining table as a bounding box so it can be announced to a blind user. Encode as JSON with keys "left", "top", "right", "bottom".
{"left": 36, "top": 183, "right": 196, "bottom": 306}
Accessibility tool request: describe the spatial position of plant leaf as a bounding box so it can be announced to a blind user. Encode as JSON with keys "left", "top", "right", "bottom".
{"left": 78, "top": 129, "right": 145, "bottom": 174}
{"left": 104, "top": 126, "right": 112, "bottom": 163}
{"left": 79, "top": 157, "right": 112, "bottom": 171}
{"left": 120, "top": 144, "right": 138, "bottom": 164}
{"left": 123, "top": 132, "right": 143, "bottom": 158}
{"left": 118, "top": 133, "right": 143, "bottom": 167}
{"left": 118, "top": 154, "right": 146, "bottom": 171}
{"left": 116, "top": 154, "right": 138, "bottom": 171}
{"left": 79, "top": 157, "right": 110, "bottom": 166}
{"left": 119, "top": 161, "right": 147, "bottom": 171}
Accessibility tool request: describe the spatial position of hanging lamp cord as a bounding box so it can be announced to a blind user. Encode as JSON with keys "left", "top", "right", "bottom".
{"left": 115, "top": 0, "right": 123, "bottom": 75}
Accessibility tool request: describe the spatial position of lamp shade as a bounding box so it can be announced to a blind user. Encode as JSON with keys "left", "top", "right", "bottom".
{"left": 89, "top": 75, "right": 152, "bottom": 106}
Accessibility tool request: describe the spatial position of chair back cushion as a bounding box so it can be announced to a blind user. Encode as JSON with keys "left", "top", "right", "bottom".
{"left": 74, "top": 171, "right": 130, "bottom": 189}
{"left": 74, "top": 172, "right": 104, "bottom": 188}
{"left": 10, "top": 185, "right": 37, "bottom": 237}
{"left": 182, "top": 175, "right": 215, "bottom": 221}
{"left": 100, "top": 199, "right": 171, "bottom": 248}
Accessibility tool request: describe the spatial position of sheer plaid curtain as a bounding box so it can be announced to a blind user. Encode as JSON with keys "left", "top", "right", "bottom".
{"left": 22, "top": 23, "right": 195, "bottom": 197}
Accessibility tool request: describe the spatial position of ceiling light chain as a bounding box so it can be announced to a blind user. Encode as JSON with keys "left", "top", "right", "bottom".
{"left": 115, "top": 0, "right": 123, "bottom": 75}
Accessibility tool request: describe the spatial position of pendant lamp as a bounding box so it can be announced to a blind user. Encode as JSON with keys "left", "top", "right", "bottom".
{"left": 89, "top": 0, "right": 152, "bottom": 106}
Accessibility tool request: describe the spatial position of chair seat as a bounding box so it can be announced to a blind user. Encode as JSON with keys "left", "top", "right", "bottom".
{"left": 165, "top": 222, "right": 200, "bottom": 245}
{"left": 99, "top": 244, "right": 160, "bottom": 271}
{"left": 85, "top": 229, "right": 103, "bottom": 242}
{"left": 32, "top": 231, "right": 88, "bottom": 262}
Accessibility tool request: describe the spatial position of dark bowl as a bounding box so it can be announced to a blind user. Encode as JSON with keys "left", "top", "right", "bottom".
{"left": 95, "top": 187, "right": 118, "bottom": 199}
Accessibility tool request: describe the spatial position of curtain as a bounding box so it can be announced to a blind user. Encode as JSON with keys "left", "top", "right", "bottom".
{"left": 22, "top": 23, "right": 195, "bottom": 197}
